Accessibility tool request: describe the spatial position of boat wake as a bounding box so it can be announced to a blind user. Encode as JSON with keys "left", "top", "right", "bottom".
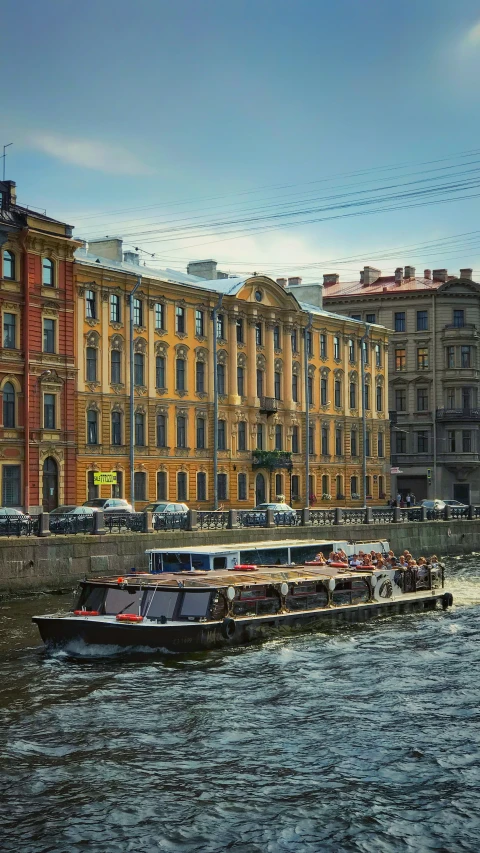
{"left": 47, "top": 639, "right": 177, "bottom": 660}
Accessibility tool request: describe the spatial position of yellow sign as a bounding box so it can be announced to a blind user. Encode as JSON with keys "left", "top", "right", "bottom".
{"left": 93, "top": 472, "right": 117, "bottom": 486}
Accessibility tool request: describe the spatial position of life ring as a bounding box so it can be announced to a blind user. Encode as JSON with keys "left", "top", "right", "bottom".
{"left": 442, "top": 592, "right": 453, "bottom": 610}
{"left": 221, "top": 617, "right": 236, "bottom": 639}
{"left": 329, "top": 562, "right": 349, "bottom": 568}
{"left": 116, "top": 614, "right": 144, "bottom": 623}
{"left": 230, "top": 564, "right": 258, "bottom": 572}
{"left": 305, "top": 560, "right": 326, "bottom": 566}
{"left": 73, "top": 610, "right": 99, "bottom": 616}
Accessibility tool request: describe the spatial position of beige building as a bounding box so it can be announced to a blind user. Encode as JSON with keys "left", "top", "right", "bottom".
{"left": 321, "top": 265, "right": 480, "bottom": 504}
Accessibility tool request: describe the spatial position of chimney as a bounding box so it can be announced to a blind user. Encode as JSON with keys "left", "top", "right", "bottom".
{"left": 276, "top": 277, "right": 287, "bottom": 288}
{"left": 323, "top": 273, "right": 339, "bottom": 285}
{"left": 460, "top": 268, "right": 473, "bottom": 280}
{"left": 287, "top": 276, "right": 302, "bottom": 287}
{"left": 187, "top": 259, "right": 218, "bottom": 280}
{"left": 87, "top": 238, "right": 123, "bottom": 262}
{"left": 432, "top": 269, "right": 448, "bottom": 282}
{"left": 424, "top": 269, "right": 432, "bottom": 280}
{"left": 123, "top": 251, "right": 140, "bottom": 265}
{"left": 0, "top": 179, "right": 17, "bottom": 206}
{"left": 361, "top": 266, "right": 381, "bottom": 285}
{"left": 285, "top": 280, "right": 323, "bottom": 309}
{"left": 404, "top": 265, "right": 415, "bottom": 279}
{"left": 394, "top": 267, "right": 403, "bottom": 283}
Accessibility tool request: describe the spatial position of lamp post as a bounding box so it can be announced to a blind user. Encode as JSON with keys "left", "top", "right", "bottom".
{"left": 304, "top": 313, "right": 313, "bottom": 508}
{"left": 212, "top": 294, "right": 223, "bottom": 510}
{"left": 360, "top": 325, "right": 370, "bottom": 508}
{"left": 129, "top": 276, "right": 142, "bottom": 508}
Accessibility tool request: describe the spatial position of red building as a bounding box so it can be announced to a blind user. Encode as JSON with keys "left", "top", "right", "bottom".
{"left": 0, "top": 179, "right": 80, "bottom": 511}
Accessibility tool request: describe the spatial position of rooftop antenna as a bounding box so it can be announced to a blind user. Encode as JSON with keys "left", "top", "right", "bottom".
{"left": 2, "top": 143, "right": 12, "bottom": 181}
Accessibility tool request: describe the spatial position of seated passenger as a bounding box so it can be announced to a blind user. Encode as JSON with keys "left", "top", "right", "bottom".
{"left": 314, "top": 552, "right": 326, "bottom": 564}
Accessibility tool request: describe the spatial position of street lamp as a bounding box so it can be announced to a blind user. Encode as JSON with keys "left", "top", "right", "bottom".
{"left": 129, "top": 276, "right": 142, "bottom": 508}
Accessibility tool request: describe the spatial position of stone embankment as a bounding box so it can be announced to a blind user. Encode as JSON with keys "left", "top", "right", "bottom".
{"left": 0, "top": 517, "right": 477, "bottom": 596}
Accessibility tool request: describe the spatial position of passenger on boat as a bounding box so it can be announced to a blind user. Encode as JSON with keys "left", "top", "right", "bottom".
{"left": 430, "top": 555, "right": 439, "bottom": 567}
{"left": 313, "top": 552, "right": 327, "bottom": 565}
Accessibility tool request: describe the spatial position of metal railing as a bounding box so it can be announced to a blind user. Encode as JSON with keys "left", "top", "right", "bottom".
{"left": 197, "top": 511, "right": 229, "bottom": 530}
{"left": 49, "top": 513, "right": 94, "bottom": 535}
{"left": 0, "top": 514, "right": 39, "bottom": 537}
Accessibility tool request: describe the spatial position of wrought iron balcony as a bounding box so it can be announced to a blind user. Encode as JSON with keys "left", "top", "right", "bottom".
{"left": 436, "top": 408, "right": 480, "bottom": 421}
{"left": 259, "top": 396, "right": 278, "bottom": 414}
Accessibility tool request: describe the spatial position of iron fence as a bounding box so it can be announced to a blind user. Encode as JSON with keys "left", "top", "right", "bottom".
{"left": 197, "top": 511, "right": 229, "bottom": 530}
{"left": 153, "top": 512, "right": 188, "bottom": 531}
{"left": 343, "top": 508, "right": 367, "bottom": 524}
{"left": 0, "top": 514, "right": 39, "bottom": 537}
{"left": 372, "top": 508, "right": 395, "bottom": 524}
{"left": 49, "top": 514, "right": 94, "bottom": 535}
{"left": 309, "top": 509, "right": 336, "bottom": 525}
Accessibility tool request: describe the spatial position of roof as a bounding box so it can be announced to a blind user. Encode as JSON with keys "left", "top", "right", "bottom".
{"left": 323, "top": 274, "right": 447, "bottom": 300}
{"left": 145, "top": 538, "right": 348, "bottom": 555}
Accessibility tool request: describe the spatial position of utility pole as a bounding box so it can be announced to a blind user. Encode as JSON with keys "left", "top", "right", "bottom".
{"left": 212, "top": 294, "right": 223, "bottom": 510}
{"left": 361, "top": 324, "right": 370, "bottom": 508}
{"left": 129, "top": 276, "right": 142, "bottom": 508}
{"left": 304, "top": 313, "right": 313, "bottom": 508}
{"left": 2, "top": 143, "right": 12, "bottom": 181}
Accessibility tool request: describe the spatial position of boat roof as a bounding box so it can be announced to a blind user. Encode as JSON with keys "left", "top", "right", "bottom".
{"left": 145, "top": 538, "right": 357, "bottom": 555}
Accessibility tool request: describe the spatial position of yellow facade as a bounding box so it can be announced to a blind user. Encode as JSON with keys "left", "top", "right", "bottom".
{"left": 75, "top": 255, "right": 390, "bottom": 508}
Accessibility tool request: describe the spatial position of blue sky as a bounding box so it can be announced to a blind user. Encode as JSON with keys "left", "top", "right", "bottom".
{"left": 3, "top": 0, "right": 480, "bottom": 280}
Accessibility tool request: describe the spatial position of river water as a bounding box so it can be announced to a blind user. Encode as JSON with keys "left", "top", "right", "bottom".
{"left": 1, "top": 556, "right": 480, "bottom": 853}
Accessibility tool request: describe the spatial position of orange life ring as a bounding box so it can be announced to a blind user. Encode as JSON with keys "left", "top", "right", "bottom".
{"left": 330, "top": 562, "right": 349, "bottom": 568}
{"left": 73, "top": 610, "right": 99, "bottom": 616}
{"left": 230, "top": 564, "right": 258, "bottom": 572}
{"left": 305, "top": 560, "right": 326, "bottom": 566}
{"left": 116, "top": 614, "right": 144, "bottom": 623}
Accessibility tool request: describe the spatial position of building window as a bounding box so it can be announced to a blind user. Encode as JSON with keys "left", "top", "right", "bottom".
{"left": 395, "top": 431, "right": 406, "bottom": 453}
{"left": 3, "top": 312, "right": 16, "bottom": 349}
{"left": 321, "top": 474, "right": 329, "bottom": 496}
{"left": 87, "top": 471, "right": 99, "bottom": 501}
{"left": 157, "top": 471, "right": 167, "bottom": 500}
{"left": 306, "top": 330, "right": 313, "bottom": 356}
{"left": 85, "top": 289, "right": 96, "bottom": 319}
{"left": 111, "top": 350, "right": 121, "bottom": 384}
{"left": 336, "top": 475, "right": 343, "bottom": 499}
{"left": 292, "top": 373, "right": 298, "bottom": 402}
{"left": 366, "top": 313, "right": 376, "bottom": 324}
{"left": 178, "top": 471, "right": 187, "bottom": 501}
{"left": 378, "top": 475, "right": 385, "bottom": 498}
{"left": 255, "top": 322, "right": 262, "bottom": 346}
{"left": 395, "top": 348, "right": 406, "bottom": 371}
{"left": 175, "top": 305, "right": 185, "bottom": 334}
{"left": 333, "top": 336, "right": 340, "bottom": 360}
{"left": 335, "top": 428, "right": 342, "bottom": 456}
{"left": 364, "top": 382, "right": 370, "bottom": 411}
{"left": 417, "top": 430, "right": 428, "bottom": 453}
{"left": 365, "top": 431, "right": 371, "bottom": 457}
{"left": 309, "top": 425, "right": 315, "bottom": 455}
{"left": 446, "top": 388, "right": 455, "bottom": 408}
{"left": 111, "top": 411, "right": 122, "bottom": 445}
{"left": 176, "top": 358, "right": 185, "bottom": 391}
{"left": 3, "top": 382, "right": 15, "bottom": 427}
{"left": 366, "top": 475, "right": 371, "bottom": 498}
{"left": 44, "top": 394, "right": 56, "bottom": 430}
{"left": 86, "top": 347, "right": 97, "bottom": 382}
{"left": 275, "top": 473, "right": 283, "bottom": 497}
{"left": 112, "top": 470, "right": 123, "bottom": 499}
{"left": 350, "top": 429, "right": 357, "bottom": 457}
{"left": 238, "top": 473, "right": 247, "bottom": 501}
{"left": 156, "top": 355, "right": 166, "bottom": 389}
{"left": 417, "top": 347, "right": 428, "bottom": 369}
{"left": 256, "top": 422, "right": 264, "bottom": 450}
{"left": 375, "top": 344, "right": 381, "bottom": 367}
{"left": 461, "top": 346, "right": 472, "bottom": 368}
{"left": 462, "top": 430, "right": 472, "bottom": 452}
{"left": 446, "top": 346, "right": 455, "bottom": 368}
{"left": 238, "top": 420, "right": 246, "bottom": 451}
{"left": 453, "top": 309, "right": 465, "bottom": 328}
{"left": 2, "top": 465, "right": 20, "bottom": 506}
{"left": 217, "top": 363, "right": 225, "bottom": 395}
{"left": 376, "top": 384, "right": 383, "bottom": 411}
{"left": 448, "top": 430, "right": 456, "bottom": 452}
{"left": 349, "top": 339, "right": 355, "bottom": 362}
{"left": 197, "top": 472, "right": 207, "bottom": 501}
{"left": 394, "top": 312, "right": 405, "bottom": 332}
{"left": 236, "top": 319, "right": 244, "bottom": 343}
{"left": 237, "top": 365, "right": 245, "bottom": 397}
{"left": 320, "top": 377, "right": 327, "bottom": 406}
{"left": 3, "top": 250, "right": 15, "bottom": 280}
{"left": 350, "top": 476, "right": 358, "bottom": 497}
{"left": 195, "top": 309, "right": 204, "bottom": 337}
{"left": 134, "top": 471, "right": 146, "bottom": 502}
{"left": 291, "top": 329, "right": 298, "bottom": 353}
{"left": 462, "top": 387, "right": 472, "bottom": 409}
{"left": 155, "top": 303, "right": 165, "bottom": 330}
{"left": 42, "top": 258, "right": 54, "bottom": 286}
{"left": 275, "top": 424, "right": 283, "bottom": 451}
{"left": 291, "top": 474, "right": 300, "bottom": 501}
{"left": 334, "top": 380, "right": 341, "bottom": 408}
{"left": 416, "top": 310, "right": 428, "bottom": 331}
{"left": 349, "top": 382, "right": 356, "bottom": 409}
{"left": 256, "top": 369, "right": 264, "bottom": 398}
{"left": 156, "top": 414, "right": 166, "bottom": 447}
{"left": 274, "top": 325, "right": 281, "bottom": 349}
{"left": 417, "top": 388, "right": 428, "bottom": 411}
{"left": 378, "top": 431, "right": 384, "bottom": 457}
{"left": 135, "top": 412, "right": 145, "bottom": 446}
{"left": 218, "top": 473, "right": 227, "bottom": 501}
{"left": 320, "top": 334, "right": 327, "bottom": 358}
{"left": 217, "top": 419, "right": 226, "bottom": 450}
{"left": 217, "top": 314, "right": 225, "bottom": 340}
{"left": 196, "top": 417, "right": 205, "bottom": 449}
{"left": 195, "top": 360, "right": 205, "bottom": 393}
{"left": 395, "top": 389, "right": 406, "bottom": 411}
{"left": 110, "top": 294, "right": 120, "bottom": 323}
{"left": 43, "top": 318, "right": 55, "bottom": 353}
{"left": 87, "top": 409, "right": 98, "bottom": 444}
{"left": 133, "top": 297, "right": 143, "bottom": 327}
{"left": 321, "top": 426, "right": 329, "bottom": 455}
{"left": 307, "top": 376, "right": 313, "bottom": 405}
{"left": 134, "top": 353, "right": 144, "bottom": 386}
{"left": 362, "top": 340, "right": 369, "bottom": 365}
{"left": 292, "top": 425, "right": 299, "bottom": 453}
{"left": 274, "top": 371, "right": 281, "bottom": 401}
{"left": 177, "top": 416, "right": 186, "bottom": 448}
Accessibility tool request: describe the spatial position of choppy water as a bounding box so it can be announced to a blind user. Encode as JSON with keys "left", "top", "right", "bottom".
{"left": 1, "top": 556, "right": 480, "bottom": 853}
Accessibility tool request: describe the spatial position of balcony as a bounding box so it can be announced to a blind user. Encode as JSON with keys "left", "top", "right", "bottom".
{"left": 436, "top": 408, "right": 480, "bottom": 422}
{"left": 260, "top": 396, "right": 278, "bottom": 414}
{"left": 252, "top": 450, "right": 293, "bottom": 470}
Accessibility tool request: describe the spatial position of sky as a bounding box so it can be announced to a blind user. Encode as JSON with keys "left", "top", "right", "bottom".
{"left": 3, "top": 0, "right": 480, "bottom": 281}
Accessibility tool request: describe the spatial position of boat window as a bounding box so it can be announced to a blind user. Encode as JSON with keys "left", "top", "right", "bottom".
{"left": 291, "top": 545, "right": 333, "bottom": 563}
{"left": 143, "top": 589, "right": 179, "bottom": 620}
{"left": 351, "top": 578, "right": 369, "bottom": 604}
{"left": 213, "top": 557, "right": 227, "bottom": 570}
{"left": 240, "top": 548, "right": 288, "bottom": 565}
{"left": 191, "top": 554, "right": 211, "bottom": 571}
{"left": 162, "top": 553, "right": 192, "bottom": 572}
{"left": 180, "top": 591, "right": 211, "bottom": 618}
{"left": 104, "top": 588, "right": 143, "bottom": 615}
{"left": 75, "top": 584, "right": 106, "bottom": 611}
{"left": 239, "top": 586, "right": 267, "bottom": 600}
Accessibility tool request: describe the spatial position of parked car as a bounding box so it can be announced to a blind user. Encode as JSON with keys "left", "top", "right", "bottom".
{"left": 0, "top": 507, "right": 32, "bottom": 535}
{"left": 419, "top": 499, "right": 446, "bottom": 510}
{"left": 144, "top": 502, "right": 189, "bottom": 528}
{"left": 443, "top": 499, "right": 468, "bottom": 509}
{"left": 82, "top": 498, "right": 133, "bottom": 514}
{"left": 244, "top": 502, "right": 297, "bottom": 526}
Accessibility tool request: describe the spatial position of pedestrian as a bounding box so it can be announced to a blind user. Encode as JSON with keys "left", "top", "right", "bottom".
{"left": 406, "top": 492, "right": 411, "bottom": 508}
{"left": 411, "top": 492, "right": 416, "bottom": 506}
{"left": 396, "top": 492, "right": 401, "bottom": 506}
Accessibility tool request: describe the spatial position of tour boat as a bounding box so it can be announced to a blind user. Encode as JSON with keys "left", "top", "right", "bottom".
{"left": 33, "top": 560, "right": 452, "bottom": 654}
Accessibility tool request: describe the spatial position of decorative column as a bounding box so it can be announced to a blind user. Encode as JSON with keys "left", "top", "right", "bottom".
{"left": 228, "top": 313, "right": 239, "bottom": 404}
{"left": 247, "top": 318, "right": 257, "bottom": 403}
{"left": 265, "top": 321, "right": 275, "bottom": 398}
{"left": 283, "top": 324, "right": 293, "bottom": 410}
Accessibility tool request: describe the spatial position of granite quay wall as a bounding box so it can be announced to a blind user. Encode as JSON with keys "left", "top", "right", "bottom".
{"left": 0, "top": 518, "right": 477, "bottom": 596}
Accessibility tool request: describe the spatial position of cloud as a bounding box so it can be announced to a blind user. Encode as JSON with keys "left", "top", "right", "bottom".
{"left": 29, "top": 132, "right": 153, "bottom": 175}
{"left": 462, "top": 20, "right": 480, "bottom": 48}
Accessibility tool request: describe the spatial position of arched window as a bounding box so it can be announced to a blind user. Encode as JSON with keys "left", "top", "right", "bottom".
{"left": 135, "top": 412, "right": 145, "bottom": 446}
{"left": 156, "top": 414, "right": 166, "bottom": 447}
{"left": 134, "top": 471, "right": 146, "bottom": 501}
{"left": 86, "top": 347, "right": 97, "bottom": 382}
{"left": 217, "top": 419, "right": 226, "bottom": 450}
{"left": 197, "top": 471, "right": 207, "bottom": 501}
{"left": 334, "top": 379, "right": 342, "bottom": 408}
{"left": 111, "top": 411, "right": 122, "bottom": 445}
{"left": 177, "top": 415, "right": 186, "bottom": 448}
{"left": 217, "top": 363, "right": 225, "bottom": 395}
{"left": 274, "top": 371, "right": 281, "bottom": 401}
{"left": 336, "top": 475, "right": 343, "bottom": 499}
{"left": 322, "top": 474, "right": 329, "bottom": 496}
{"left": 87, "top": 409, "right": 98, "bottom": 445}
{"left": 256, "top": 422, "right": 264, "bottom": 449}
{"left": 3, "top": 250, "right": 15, "bottom": 280}
{"left": 376, "top": 384, "right": 383, "bottom": 411}
{"left": 157, "top": 471, "right": 167, "bottom": 500}
{"left": 349, "top": 382, "right": 356, "bottom": 409}
{"left": 3, "top": 382, "right": 15, "bottom": 427}
{"left": 196, "top": 360, "right": 205, "bottom": 393}
{"left": 177, "top": 471, "right": 187, "bottom": 500}
{"left": 196, "top": 417, "right": 205, "bottom": 449}
{"left": 134, "top": 353, "right": 144, "bottom": 386}
{"left": 256, "top": 369, "right": 264, "bottom": 398}
{"left": 350, "top": 476, "right": 358, "bottom": 497}
{"left": 238, "top": 420, "right": 246, "bottom": 451}
{"left": 111, "top": 349, "right": 121, "bottom": 384}
{"left": 85, "top": 290, "right": 96, "bottom": 319}
{"left": 292, "top": 373, "right": 298, "bottom": 402}
{"left": 238, "top": 473, "right": 247, "bottom": 501}
{"left": 156, "top": 355, "right": 166, "bottom": 389}
{"left": 237, "top": 365, "right": 244, "bottom": 397}
{"left": 275, "top": 423, "right": 283, "bottom": 450}
{"left": 176, "top": 358, "right": 185, "bottom": 391}
{"left": 110, "top": 294, "right": 120, "bottom": 323}
{"left": 42, "top": 258, "right": 54, "bottom": 286}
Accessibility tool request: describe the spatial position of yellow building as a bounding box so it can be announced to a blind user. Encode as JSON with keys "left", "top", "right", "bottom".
{"left": 75, "top": 241, "right": 390, "bottom": 508}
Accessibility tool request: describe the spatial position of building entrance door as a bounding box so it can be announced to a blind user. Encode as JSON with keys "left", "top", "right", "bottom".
{"left": 453, "top": 483, "right": 470, "bottom": 504}
{"left": 42, "top": 457, "right": 58, "bottom": 511}
{"left": 255, "top": 473, "right": 266, "bottom": 505}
